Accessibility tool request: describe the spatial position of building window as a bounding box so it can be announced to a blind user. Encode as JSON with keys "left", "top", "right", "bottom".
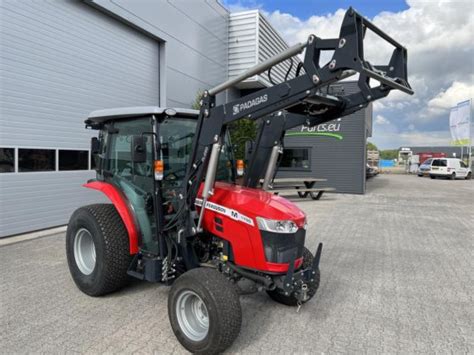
{"left": 59, "top": 150, "right": 89, "bottom": 171}
{"left": 0, "top": 148, "right": 15, "bottom": 173}
{"left": 280, "top": 148, "right": 311, "bottom": 170}
{"left": 19, "top": 149, "right": 55, "bottom": 172}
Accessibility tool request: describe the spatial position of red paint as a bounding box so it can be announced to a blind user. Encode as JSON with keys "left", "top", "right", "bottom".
{"left": 83, "top": 181, "right": 139, "bottom": 254}
{"left": 199, "top": 182, "right": 306, "bottom": 273}
{"left": 83, "top": 180, "right": 306, "bottom": 272}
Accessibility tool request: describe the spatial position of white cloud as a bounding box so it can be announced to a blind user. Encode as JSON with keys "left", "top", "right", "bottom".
{"left": 375, "top": 115, "right": 390, "bottom": 125}
{"left": 372, "top": 129, "right": 452, "bottom": 148}
{"left": 428, "top": 81, "right": 474, "bottom": 111}
{"left": 257, "top": 0, "right": 474, "bottom": 147}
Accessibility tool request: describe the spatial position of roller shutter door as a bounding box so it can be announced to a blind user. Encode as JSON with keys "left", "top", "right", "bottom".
{"left": 0, "top": 0, "right": 159, "bottom": 237}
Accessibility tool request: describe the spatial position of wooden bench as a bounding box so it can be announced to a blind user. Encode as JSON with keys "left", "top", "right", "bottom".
{"left": 261, "top": 177, "right": 334, "bottom": 200}
{"left": 270, "top": 187, "right": 335, "bottom": 200}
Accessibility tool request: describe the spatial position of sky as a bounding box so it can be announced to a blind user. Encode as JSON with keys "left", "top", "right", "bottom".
{"left": 222, "top": 0, "right": 474, "bottom": 149}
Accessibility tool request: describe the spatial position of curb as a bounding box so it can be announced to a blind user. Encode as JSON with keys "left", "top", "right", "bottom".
{"left": 0, "top": 226, "right": 67, "bottom": 247}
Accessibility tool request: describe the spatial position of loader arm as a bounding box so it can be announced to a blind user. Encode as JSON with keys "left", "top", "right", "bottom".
{"left": 242, "top": 84, "right": 385, "bottom": 188}
{"left": 174, "top": 7, "right": 413, "bottom": 246}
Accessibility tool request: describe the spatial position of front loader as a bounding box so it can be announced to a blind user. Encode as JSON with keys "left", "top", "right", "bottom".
{"left": 66, "top": 8, "right": 412, "bottom": 354}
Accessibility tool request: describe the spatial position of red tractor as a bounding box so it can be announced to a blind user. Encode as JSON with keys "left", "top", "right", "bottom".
{"left": 66, "top": 8, "right": 412, "bottom": 354}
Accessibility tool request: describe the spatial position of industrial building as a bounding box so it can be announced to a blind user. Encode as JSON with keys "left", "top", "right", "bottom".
{"left": 0, "top": 0, "right": 371, "bottom": 237}
{"left": 276, "top": 82, "right": 373, "bottom": 194}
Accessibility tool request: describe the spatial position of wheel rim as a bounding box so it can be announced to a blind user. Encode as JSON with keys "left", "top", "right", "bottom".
{"left": 73, "top": 228, "right": 96, "bottom": 275}
{"left": 176, "top": 290, "right": 209, "bottom": 342}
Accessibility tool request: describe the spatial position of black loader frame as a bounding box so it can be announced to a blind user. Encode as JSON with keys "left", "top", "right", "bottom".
{"left": 170, "top": 8, "right": 412, "bottom": 269}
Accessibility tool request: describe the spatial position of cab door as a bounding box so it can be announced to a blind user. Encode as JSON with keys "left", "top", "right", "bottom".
{"left": 105, "top": 117, "right": 158, "bottom": 254}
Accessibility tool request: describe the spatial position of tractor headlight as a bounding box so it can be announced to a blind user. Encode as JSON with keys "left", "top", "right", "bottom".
{"left": 256, "top": 217, "right": 298, "bottom": 234}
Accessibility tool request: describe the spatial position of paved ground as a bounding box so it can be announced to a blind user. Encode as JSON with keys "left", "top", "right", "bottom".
{"left": 1, "top": 174, "right": 473, "bottom": 354}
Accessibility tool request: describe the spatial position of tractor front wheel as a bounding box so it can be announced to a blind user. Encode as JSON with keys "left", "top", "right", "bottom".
{"left": 66, "top": 204, "right": 132, "bottom": 296}
{"left": 267, "top": 247, "right": 320, "bottom": 306}
{"left": 168, "top": 268, "right": 242, "bottom": 354}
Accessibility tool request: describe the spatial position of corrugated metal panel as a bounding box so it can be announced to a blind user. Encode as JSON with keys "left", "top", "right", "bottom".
{"left": 276, "top": 82, "right": 368, "bottom": 194}
{"left": 228, "top": 10, "right": 300, "bottom": 89}
{"left": 92, "top": 0, "right": 230, "bottom": 106}
{"left": 0, "top": 0, "right": 159, "bottom": 237}
{"left": 257, "top": 13, "right": 299, "bottom": 87}
{"left": 228, "top": 11, "right": 258, "bottom": 87}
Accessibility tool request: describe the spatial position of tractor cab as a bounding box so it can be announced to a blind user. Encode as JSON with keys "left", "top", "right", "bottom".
{"left": 86, "top": 107, "right": 236, "bottom": 255}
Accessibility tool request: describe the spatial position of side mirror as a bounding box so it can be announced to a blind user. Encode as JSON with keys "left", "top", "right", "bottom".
{"left": 132, "top": 135, "right": 147, "bottom": 163}
{"left": 244, "top": 140, "right": 255, "bottom": 160}
{"left": 91, "top": 137, "right": 100, "bottom": 154}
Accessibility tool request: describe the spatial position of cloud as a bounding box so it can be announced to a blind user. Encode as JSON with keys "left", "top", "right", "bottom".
{"left": 256, "top": 0, "right": 474, "bottom": 147}
{"left": 222, "top": 0, "right": 262, "bottom": 12}
{"left": 375, "top": 115, "right": 390, "bottom": 125}
{"left": 373, "top": 129, "right": 452, "bottom": 148}
{"left": 428, "top": 81, "right": 474, "bottom": 111}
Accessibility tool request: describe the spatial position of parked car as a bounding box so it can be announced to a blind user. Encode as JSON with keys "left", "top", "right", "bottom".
{"left": 366, "top": 164, "right": 377, "bottom": 179}
{"left": 417, "top": 158, "right": 433, "bottom": 177}
{"left": 429, "top": 158, "right": 472, "bottom": 180}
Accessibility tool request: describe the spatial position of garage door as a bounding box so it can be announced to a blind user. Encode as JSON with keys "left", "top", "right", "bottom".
{"left": 0, "top": 0, "right": 160, "bottom": 237}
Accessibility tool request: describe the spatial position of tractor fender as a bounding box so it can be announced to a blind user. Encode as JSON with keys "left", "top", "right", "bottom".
{"left": 83, "top": 180, "right": 139, "bottom": 254}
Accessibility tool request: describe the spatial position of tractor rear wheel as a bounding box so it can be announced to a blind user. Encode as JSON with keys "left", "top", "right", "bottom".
{"left": 66, "top": 204, "right": 132, "bottom": 296}
{"left": 168, "top": 268, "right": 242, "bottom": 354}
{"left": 267, "top": 247, "right": 320, "bottom": 306}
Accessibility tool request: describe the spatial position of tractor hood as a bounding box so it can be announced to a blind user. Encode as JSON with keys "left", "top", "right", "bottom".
{"left": 201, "top": 182, "right": 306, "bottom": 228}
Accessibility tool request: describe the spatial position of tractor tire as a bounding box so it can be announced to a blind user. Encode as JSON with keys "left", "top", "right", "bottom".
{"left": 267, "top": 247, "right": 320, "bottom": 306}
{"left": 66, "top": 204, "right": 132, "bottom": 297}
{"left": 168, "top": 268, "right": 242, "bottom": 355}
{"left": 466, "top": 172, "right": 472, "bottom": 180}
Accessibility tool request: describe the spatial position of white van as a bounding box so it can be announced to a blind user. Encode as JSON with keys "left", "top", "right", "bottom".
{"left": 429, "top": 158, "right": 472, "bottom": 180}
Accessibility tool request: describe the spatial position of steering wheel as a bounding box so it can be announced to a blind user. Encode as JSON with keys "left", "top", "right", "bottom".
{"left": 134, "top": 162, "right": 152, "bottom": 177}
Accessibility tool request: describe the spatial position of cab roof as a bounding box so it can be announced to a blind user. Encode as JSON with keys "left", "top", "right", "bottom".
{"left": 86, "top": 106, "right": 199, "bottom": 126}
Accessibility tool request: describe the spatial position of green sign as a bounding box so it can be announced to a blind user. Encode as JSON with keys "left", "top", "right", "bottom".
{"left": 285, "top": 132, "right": 344, "bottom": 140}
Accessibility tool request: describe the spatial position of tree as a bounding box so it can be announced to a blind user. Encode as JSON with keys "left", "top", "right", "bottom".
{"left": 191, "top": 90, "right": 257, "bottom": 160}
{"left": 366, "top": 141, "right": 378, "bottom": 151}
{"left": 228, "top": 119, "right": 257, "bottom": 160}
{"left": 191, "top": 90, "right": 204, "bottom": 110}
{"left": 380, "top": 149, "right": 398, "bottom": 160}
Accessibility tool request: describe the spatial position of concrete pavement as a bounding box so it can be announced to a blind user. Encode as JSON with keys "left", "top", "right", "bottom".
{"left": 1, "top": 174, "right": 473, "bottom": 353}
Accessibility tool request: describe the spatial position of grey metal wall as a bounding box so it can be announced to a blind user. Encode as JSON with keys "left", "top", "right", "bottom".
{"left": 0, "top": 0, "right": 229, "bottom": 237}
{"left": 0, "top": 0, "right": 161, "bottom": 237}
{"left": 276, "top": 82, "right": 370, "bottom": 194}
{"left": 228, "top": 10, "right": 298, "bottom": 89}
{"left": 90, "top": 0, "right": 229, "bottom": 106}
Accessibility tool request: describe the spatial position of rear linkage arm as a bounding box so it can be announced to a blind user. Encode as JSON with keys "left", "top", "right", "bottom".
{"left": 177, "top": 7, "right": 413, "bottom": 261}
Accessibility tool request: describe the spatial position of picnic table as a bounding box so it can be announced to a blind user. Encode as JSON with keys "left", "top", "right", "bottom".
{"left": 260, "top": 177, "right": 335, "bottom": 200}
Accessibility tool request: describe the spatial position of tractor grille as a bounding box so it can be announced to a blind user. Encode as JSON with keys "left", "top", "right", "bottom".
{"left": 260, "top": 228, "right": 305, "bottom": 264}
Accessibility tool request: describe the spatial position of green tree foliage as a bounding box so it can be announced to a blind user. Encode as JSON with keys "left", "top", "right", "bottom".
{"left": 192, "top": 90, "right": 204, "bottom": 110}
{"left": 366, "top": 141, "right": 378, "bottom": 151}
{"left": 380, "top": 149, "right": 398, "bottom": 160}
{"left": 228, "top": 119, "right": 257, "bottom": 160}
{"left": 191, "top": 90, "right": 257, "bottom": 160}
